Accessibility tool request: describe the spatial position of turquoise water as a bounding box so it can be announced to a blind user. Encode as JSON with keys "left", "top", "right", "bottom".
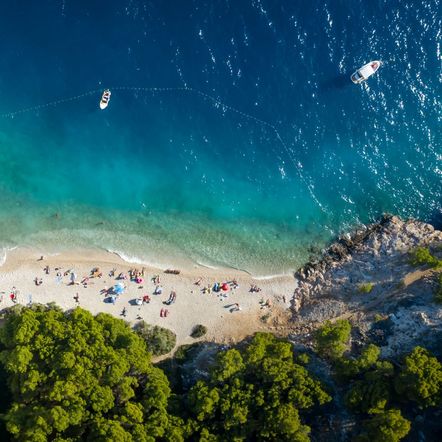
{"left": 0, "top": 1, "right": 440, "bottom": 274}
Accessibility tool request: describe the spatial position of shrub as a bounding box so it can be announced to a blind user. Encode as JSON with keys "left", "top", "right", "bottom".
{"left": 191, "top": 324, "right": 207, "bottom": 339}
{"left": 374, "top": 313, "right": 385, "bottom": 322}
{"left": 358, "top": 283, "right": 374, "bottom": 294}
{"left": 134, "top": 321, "right": 176, "bottom": 356}
{"left": 296, "top": 353, "right": 310, "bottom": 365}
{"left": 314, "top": 319, "right": 351, "bottom": 360}
{"left": 409, "top": 247, "right": 442, "bottom": 268}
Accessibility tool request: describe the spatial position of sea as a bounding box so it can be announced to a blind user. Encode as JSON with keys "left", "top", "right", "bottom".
{"left": 0, "top": 0, "right": 440, "bottom": 276}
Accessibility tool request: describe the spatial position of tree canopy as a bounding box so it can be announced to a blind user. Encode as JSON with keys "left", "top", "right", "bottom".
{"left": 395, "top": 346, "right": 442, "bottom": 408}
{"left": 356, "top": 408, "right": 411, "bottom": 442}
{"left": 186, "top": 332, "right": 331, "bottom": 441}
{"left": 0, "top": 306, "right": 171, "bottom": 441}
{"left": 314, "top": 319, "right": 351, "bottom": 360}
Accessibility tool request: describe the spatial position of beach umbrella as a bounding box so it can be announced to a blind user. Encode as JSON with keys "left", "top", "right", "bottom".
{"left": 221, "top": 283, "right": 229, "bottom": 291}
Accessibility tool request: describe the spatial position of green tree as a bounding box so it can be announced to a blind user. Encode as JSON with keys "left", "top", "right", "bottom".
{"left": 314, "top": 319, "right": 351, "bottom": 360}
{"left": 357, "top": 409, "right": 411, "bottom": 442}
{"left": 0, "top": 306, "right": 172, "bottom": 441}
{"left": 337, "top": 345, "right": 394, "bottom": 414}
{"left": 395, "top": 346, "right": 442, "bottom": 408}
{"left": 187, "top": 332, "right": 331, "bottom": 441}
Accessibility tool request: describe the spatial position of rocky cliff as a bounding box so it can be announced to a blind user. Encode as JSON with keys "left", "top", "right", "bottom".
{"left": 291, "top": 215, "right": 442, "bottom": 358}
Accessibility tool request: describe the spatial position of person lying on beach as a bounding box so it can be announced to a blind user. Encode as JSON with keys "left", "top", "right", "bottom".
{"left": 250, "top": 284, "right": 262, "bottom": 293}
{"left": 154, "top": 285, "right": 163, "bottom": 295}
{"left": 109, "top": 268, "right": 116, "bottom": 277}
{"left": 34, "top": 277, "right": 43, "bottom": 286}
{"left": 163, "top": 291, "right": 177, "bottom": 305}
{"left": 142, "top": 295, "right": 151, "bottom": 304}
{"left": 194, "top": 277, "right": 203, "bottom": 286}
{"left": 121, "top": 307, "right": 127, "bottom": 317}
{"left": 44, "top": 265, "right": 50, "bottom": 275}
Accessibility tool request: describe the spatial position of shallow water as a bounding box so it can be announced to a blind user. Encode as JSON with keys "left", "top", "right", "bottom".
{"left": 0, "top": 1, "right": 440, "bottom": 275}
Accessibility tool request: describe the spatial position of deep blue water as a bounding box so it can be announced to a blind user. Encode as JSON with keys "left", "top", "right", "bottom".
{"left": 0, "top": 0, "right": 440, "bottom": 274}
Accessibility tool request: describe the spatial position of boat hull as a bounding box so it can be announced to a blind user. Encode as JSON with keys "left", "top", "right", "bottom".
{"left": 351, "top": 60, "right": 381, "bottom": 84}
{"left": 99, "top": 89, "right": 111, "bottom": 110}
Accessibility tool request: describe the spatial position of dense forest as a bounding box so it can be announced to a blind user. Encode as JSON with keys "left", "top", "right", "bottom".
{"left": 0, "top": 304, "right": 440, "bottom": 441}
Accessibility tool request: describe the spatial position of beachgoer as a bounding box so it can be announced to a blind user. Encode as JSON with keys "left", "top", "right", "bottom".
{"left": 44, "top": 265, "right": 50, "bottom": 274}
{"left": 195, "top": 277, "right": 202, "bottom": 286}
{"left": 73, "top": 293, "right": 80, "bottom": 305}
{"left": 122, "top": 307, "right": 127, "bottom": 317}
{"left": 38, "top": 255, "right": 44, "bottom": 261}
{"left": 160, "top": 308, "right": 164, "bottom": 317}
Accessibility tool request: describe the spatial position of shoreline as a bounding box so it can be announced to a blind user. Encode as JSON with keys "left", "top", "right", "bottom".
{"left": 0, "top": 246, "right": 296, "bottom": 351}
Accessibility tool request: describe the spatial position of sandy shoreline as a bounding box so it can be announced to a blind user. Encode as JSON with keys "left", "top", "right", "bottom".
{"left": 0, "top": 247, "right": 296, "bottom": 352}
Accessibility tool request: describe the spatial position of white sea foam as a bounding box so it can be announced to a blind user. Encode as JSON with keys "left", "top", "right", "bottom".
{"left": 0, "top": 246, "right": 17, "bottom": 267}
{"left": 105, "top": 248, "right": 171, "bottom": 270}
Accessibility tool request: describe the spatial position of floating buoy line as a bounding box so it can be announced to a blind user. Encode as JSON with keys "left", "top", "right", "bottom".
{"left": 0, "top": 85, "right": 327, "bottom": 213}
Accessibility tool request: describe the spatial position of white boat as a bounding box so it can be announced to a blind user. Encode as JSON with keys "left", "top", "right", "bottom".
{"left": 99, "top": 89, "right": 111, "bottom": 109}
{"left": 351, "top": 61, "right": 381, "bottom": 84}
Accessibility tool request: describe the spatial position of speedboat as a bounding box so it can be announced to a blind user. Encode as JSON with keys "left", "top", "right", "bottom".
{"left": 351, "top": 61, "right": 381, "bottom": 84}
{"left": 99, "top": 89, "right": 111, "bottom": 109}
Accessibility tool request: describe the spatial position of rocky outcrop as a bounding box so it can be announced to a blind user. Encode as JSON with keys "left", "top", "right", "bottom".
{"left": 291, "top": 215, "right": 442, "bottom": 357}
